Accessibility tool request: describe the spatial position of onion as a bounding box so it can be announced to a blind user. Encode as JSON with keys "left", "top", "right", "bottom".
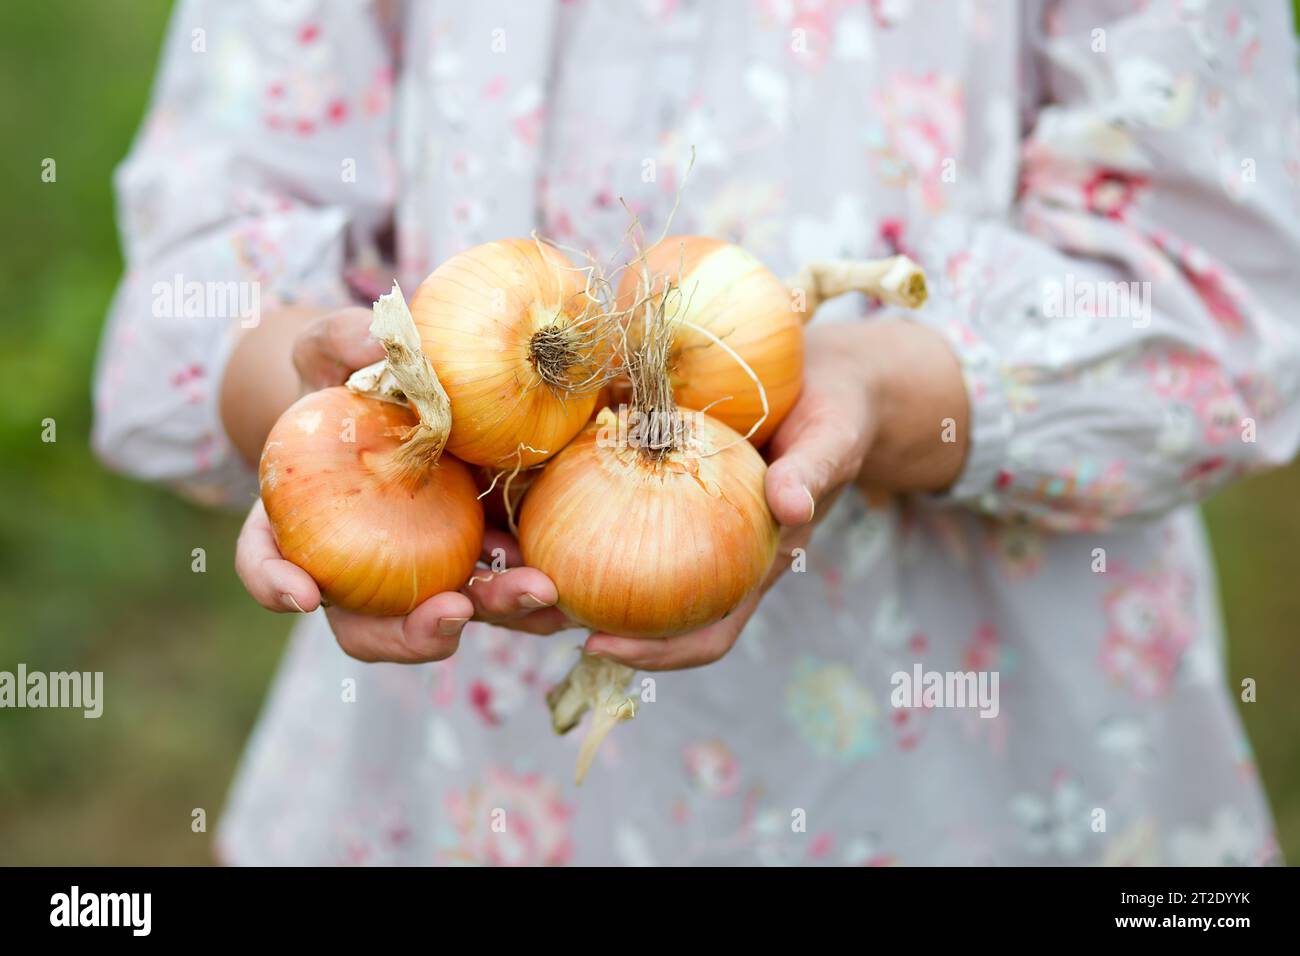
{"left": 616, "top": 235, "right": 931, "bottom": 447}
{"left": 519, "top": 408, "right": 776, "bottom": 636}
{"left": 407, "top": 238, "right": 615, "bottom": 468}
{"left": 260, "top": 389, "right": 483, "bottom": 615}
{"left": 259, "top": 284, "right": 484, "bottom": 616}
{"left": 616, "top": 236, "right": 801, "bottom": 447}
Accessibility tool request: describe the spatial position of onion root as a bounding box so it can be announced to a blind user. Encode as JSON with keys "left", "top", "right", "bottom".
{"left": 546, "top": 651, "right": 638, "bottom": 784}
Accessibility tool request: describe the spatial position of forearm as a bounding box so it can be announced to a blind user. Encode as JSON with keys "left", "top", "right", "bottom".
{"left": 857, "top": 318, "right": 970, "bottom": 493}
{"left": 219, "top": 307, "right": 324, "bottom": 467}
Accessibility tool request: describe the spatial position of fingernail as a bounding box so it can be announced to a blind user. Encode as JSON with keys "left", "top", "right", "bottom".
{"left": 518, "top": 592, "right": 553, "bottom": 610}
{"left": 803, "top": 485, "right": 816, "bottom": 520}
{"left": 281, "top": 593, "right": 306, "bottom": 613}
{"left": 438, "top": 617, "right": 468, "bottom": 636}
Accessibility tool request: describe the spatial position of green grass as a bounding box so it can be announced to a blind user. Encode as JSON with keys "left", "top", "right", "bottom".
{"left": 0, "top": 0, "right": 287, "bottom": 865}
{"left": 1, "top": 0, "right": 1298, "bottom": 866}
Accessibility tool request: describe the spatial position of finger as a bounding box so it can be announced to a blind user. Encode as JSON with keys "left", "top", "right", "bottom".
{"left": 584, "top": 592, "right": 759, "bottom": 670}
{"left": 463, "top": 565, "right": 559, "bottom": 623}
{"left": 474, "top": 532, "right": 571, "bottom": 632}
{"left": 765, "top": 456, "right": 817, "bottom": 527}
{"left": 234, "top": 501, "right": 322, "bottom": 613}
{"left": 293, "top": 308, "right": 384, "bottom": 390}
{"left": 480, "top": 527, "right": 525, "bottom": 567}
{"left": 766, "top": 397, "right": 870, "bottom": 528}
{"left": 327, "top": 591, "right": 472, "bottom": 664}
{"left": 493, "top": 606, "right": 576, "bottom": 636}
{"left": 405, "top": 591, "right": 475, "bottom": 655}
{"left": 765, "top": 523, "right": 813, "bottom": 587}
{"left": 584, "top": 618, "right": 741, "bottom": 670}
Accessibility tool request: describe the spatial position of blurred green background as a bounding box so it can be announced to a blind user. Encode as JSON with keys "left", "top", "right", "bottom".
{"left": 1, "top": 2, "right": 1297, "bottom": 865}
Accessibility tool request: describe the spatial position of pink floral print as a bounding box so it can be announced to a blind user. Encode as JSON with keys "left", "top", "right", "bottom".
{"left": 441, "top": 768, "right": 573, "bottom": 866}
{"left": 868, "top": 72, "right": 964, "bottom": 212}
{"left": 1100, "top": 569, "right": 1196, "bottom": 699}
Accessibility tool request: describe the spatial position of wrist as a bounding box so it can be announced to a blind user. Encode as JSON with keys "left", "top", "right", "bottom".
{"left": 854, "top": 317, "right": 970, "bottom": 493}
{"left": 855, "top": 318, "right": 907, "bottom": 428}
{"left": 219, "top": 306, "right": 326, "bottom": 467}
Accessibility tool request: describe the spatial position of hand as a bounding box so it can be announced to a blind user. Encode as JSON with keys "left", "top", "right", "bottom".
{"left": 232, "top": 307, "right": 575, "bottom": 663}
{"left": 235, "top": 501, "right": 572, "bottom": 662}
{"left": 585, "top": 323, "right": 881, "bottom": 669}
{"left": 235, "top": 499, "right": 473, "bottom": 662}
{"left": 291, "top": 307, "right": 386, "bottom": 393}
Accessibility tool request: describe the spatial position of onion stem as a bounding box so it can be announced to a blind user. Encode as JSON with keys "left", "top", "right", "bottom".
{"left": 788, "top": 255, "right": 928, "bottom": 318}
{"left": 345, "top": 282, "right": 454, "bottom": 487}
{"left": 623, "top": 288, "right": 685, "bottom": 458}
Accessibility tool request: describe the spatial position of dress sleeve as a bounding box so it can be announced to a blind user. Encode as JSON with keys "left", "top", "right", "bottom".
{"left": 917, "top": 0, "right": 1300, "bottom": 532}
{"left": 92, "top": 0, "right": 397, "bottom": 507}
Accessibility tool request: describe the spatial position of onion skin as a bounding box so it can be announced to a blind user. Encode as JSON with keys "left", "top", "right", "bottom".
{"left": 409, "top": 239, "right": 604, "bottom": 468}
{"left": 260, "top": 387, "right": 484, "bottom": 616}
{"left": 618, "top": 236, "right": 802, "bottom": 447}
{"left": 518, "top": 411, "right": 778, "bottom": 637}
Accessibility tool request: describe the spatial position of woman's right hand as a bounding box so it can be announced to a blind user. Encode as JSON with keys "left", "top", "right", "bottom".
{"left": 232, "top": 306, "right": 574, "bottom": 664}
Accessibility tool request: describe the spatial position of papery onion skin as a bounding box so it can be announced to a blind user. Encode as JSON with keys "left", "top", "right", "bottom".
{"left": 617, "top": 236, "right": 803, "bottom": 447}
{"left": 518, "top": 411, "right": 779, "bottom": 638}
{"left": 260, "top": 387, "right": 484, "bottom": 617}
{"left": 409, "top": 239, "right": 606, "bottom": 468}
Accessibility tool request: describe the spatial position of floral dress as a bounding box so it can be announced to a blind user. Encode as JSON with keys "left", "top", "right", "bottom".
{"left": 94, "top": 0, "right": 1300, "bottom": 865}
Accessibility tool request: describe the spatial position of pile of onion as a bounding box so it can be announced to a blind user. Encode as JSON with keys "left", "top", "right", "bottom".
{"left": 258, "top": 231, "right": 929, "bottom": 782}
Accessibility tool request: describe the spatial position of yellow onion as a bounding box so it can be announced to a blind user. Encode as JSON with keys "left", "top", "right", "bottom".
{"left": 259, "top": 283, "right": 484, "bottom": 616}
{"left": 260, "top": 387, "right": 483, "bottom": 616}
{"left": 409, "top": 238, "right": 614, "bottom": 468}
{"left": 617, "top": 236, "right": 802, "bottom": 447}
{"left": 519, "top": 407, "right": 778, "bottom": 637}
{"left": 616, "top": 236, "right": 932, "bottom": 448}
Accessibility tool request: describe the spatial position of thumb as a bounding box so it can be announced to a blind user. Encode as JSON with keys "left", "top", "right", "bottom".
{"left": 765, "top": 393, "right": 871, "bottom": 528}
{"left": 293, "top": 307, "right": 385, "bottom": 391}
